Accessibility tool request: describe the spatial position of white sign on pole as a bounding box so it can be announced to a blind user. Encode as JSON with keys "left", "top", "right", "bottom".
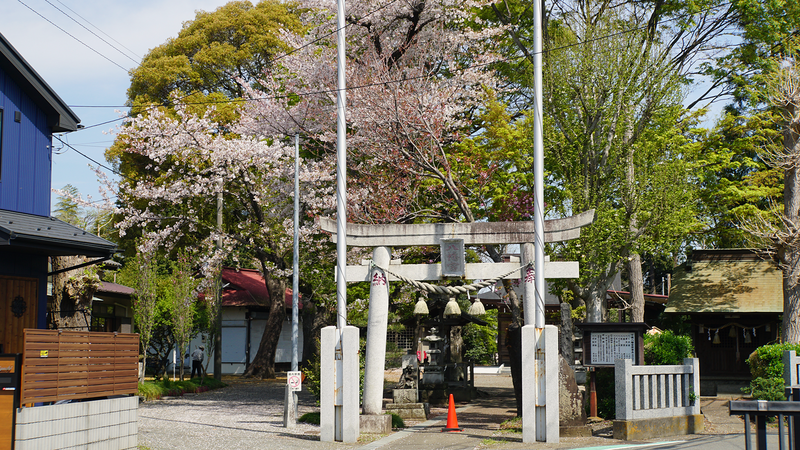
{"left": 287, "top": 371, "right": 302, "bottom": 392}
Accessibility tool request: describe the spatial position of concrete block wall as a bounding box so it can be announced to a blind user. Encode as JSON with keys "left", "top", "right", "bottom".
{"left": 615, "top": 358, "right": 700, "bottom": 421}
{"left": 14, "top": 396, "right": 138, "bottom": 450}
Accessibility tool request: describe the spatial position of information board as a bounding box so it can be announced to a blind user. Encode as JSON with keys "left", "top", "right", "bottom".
{"left": 589, "top": 332, "right": 636, "bottom": 366}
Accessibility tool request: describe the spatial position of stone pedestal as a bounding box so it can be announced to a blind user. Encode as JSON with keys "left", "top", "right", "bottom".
{"left": 386, "top": 402, "right": 429, "bottom": 420}
{"left": 360, "top": 414, "right": 392, "bottom": 434}
{"left": 393, "top": 389, "right": 417, "bottom": 404}
{"left": 522, "top": 325, "right": 559, "bottom": 444}
{"left": 320, "top": 326, "right": 359, "bottom": 443}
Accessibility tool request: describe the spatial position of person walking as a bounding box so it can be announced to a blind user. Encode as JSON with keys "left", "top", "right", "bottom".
{"left": 191, "top": 345, "right": 205, "bottom": 378}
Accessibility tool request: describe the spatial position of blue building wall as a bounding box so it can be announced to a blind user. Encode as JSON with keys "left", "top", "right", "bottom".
{"left": 0, "top": 66, "right": 53, "bottom": 217}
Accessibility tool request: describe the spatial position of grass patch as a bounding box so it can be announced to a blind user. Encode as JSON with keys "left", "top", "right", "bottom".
{"left": 499, "top": 416, "right": 521, "bottom": 433}
{"left": 480, "top": 437, "right": 513, "bottom": 447}
{"left": 137, "top": 377, "right": 227, "bottom": 401}
{"left": 299, "top": 412, "right": 320, "bottom": 425}
{"left": 388, "top": 412, "right": 405, "bottom": 428}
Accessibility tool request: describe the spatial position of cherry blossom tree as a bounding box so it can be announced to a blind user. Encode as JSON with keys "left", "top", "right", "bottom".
{"left": 114, "top": 101, "right": 335, "bottom": 379}
{"left": 111, "top": 0, "right": 516, "bottom": 378}
{"left": 239, "top": 0, "right": 504, "bottom": 225}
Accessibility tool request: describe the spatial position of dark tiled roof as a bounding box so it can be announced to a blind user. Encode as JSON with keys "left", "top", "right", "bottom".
{"left": 98, "top": 281, "right": 134, "bottom": 296}
{"left": 0, "top": 209, "right": 116, "bottom": 257}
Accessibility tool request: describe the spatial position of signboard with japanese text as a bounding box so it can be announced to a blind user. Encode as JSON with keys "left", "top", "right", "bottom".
{"left": 589, "top": 332, "right": 636, "bottom": 366}
{"left": 577, "top": 322, "right": 648, "bottom": 368}
{"left": 440, "top": 238, "right": 465, "bottom": 277}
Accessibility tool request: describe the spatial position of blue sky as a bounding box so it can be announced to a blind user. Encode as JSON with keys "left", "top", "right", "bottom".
{"left": 2, "top": 0, "right": 232, "bottom": 209}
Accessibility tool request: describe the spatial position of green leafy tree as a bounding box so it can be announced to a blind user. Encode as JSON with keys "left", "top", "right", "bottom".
{"left": 125, "top": 0, "right": 303, "bottom": 117}
{"left": 170, "top": 253, "right": 199, "bottom": 380}
{"left": 124, "top": 251, "right": 160, "bottom": 382}
{"left": 707, "top": 1, "right": 800, "bottom": 343}
{"left": 472, "top": 0, "right": 735, "bottom": 323}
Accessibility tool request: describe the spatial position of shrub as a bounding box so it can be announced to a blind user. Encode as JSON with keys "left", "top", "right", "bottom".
{"left": 743, "top": 377, "right": 786, "bottom": 401}
{"left": 137, "top": 377, "right": 225, "bottom": 401}
{"left": 744, "top": 343, "right": 800, "bottom": 400}
{"left": 388, "top": 412, "right": 405, "bottom": 428}
{"left": 299, "top": 412, "right": 320, "bottom": 425}
{"left": 644, "top": 330, "right": 694, "bottom": 365}
{"left": 747, "top": 343, "right": 800, "bottom": 379}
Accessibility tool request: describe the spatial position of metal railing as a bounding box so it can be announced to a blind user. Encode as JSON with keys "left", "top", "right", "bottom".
{"left": 729, "top": 393, "right": 800, "bottom": 450}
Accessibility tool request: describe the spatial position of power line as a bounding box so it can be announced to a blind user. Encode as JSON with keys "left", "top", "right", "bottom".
{"left": 65, "top": 0, "right": 731, "bottom": 136}
{"left": 43, "top": 0, "right": 139, "bottom": 65}
{"left": 54, "top": 0, "right": 140, "bottom": 60}
{"left": 17, "top": 0, "right": 129, "bottom": 72}
{"left": 53, "top": 134, "right": 121, "bottom": 176}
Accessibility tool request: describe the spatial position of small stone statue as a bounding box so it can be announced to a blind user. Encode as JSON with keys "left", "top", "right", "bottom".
{"left": 396, "top": 353, "right": 419, "bottom": 389}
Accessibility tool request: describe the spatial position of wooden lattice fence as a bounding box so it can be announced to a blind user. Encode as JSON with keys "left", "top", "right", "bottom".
{"left": 21, "top": 329, "right": 138, "bottom": 405}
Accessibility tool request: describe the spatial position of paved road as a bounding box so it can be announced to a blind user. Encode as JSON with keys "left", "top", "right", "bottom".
{"left": 137, "top": 373, "right": 756, "bottom": 450}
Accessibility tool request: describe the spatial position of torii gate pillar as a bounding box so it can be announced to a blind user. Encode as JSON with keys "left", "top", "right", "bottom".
{"left": 362, "top": 246, "right": 391, "bottom": 416}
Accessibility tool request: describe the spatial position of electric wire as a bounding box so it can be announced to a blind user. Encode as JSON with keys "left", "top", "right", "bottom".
{"left": 53, "top": 0, "right": 141, "bottom": 60}
{"left": 16, "top": 0, "right": 129, "bottom": 72}
{"left": 42, "top": 0, "right": 139, "bottom": 64}
{"left": 53, "top": 134, "right": 121, "bottom": 176}
{"left": 65, "top": 0, "right": 733, "bottom": 112}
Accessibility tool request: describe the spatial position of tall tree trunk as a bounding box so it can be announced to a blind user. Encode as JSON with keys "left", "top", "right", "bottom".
{"left": 244, "top": 267, "right": 287, "bottom": 379}
{"left": 49, "top": 256, "right": 95, "bottom": 330}
{"left": 628, "top": 253, "right": 645, "bottom": 323}
{"left": 782, "top": 165, "right": 800, "bottom": 343}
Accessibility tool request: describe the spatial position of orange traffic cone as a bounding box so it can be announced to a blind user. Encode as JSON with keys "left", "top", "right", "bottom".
{"left": 442, "top": 394, "right": 463, "bottom": 432}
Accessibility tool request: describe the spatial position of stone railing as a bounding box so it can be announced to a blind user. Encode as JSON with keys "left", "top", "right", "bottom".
{"left": 784, "top": 350, "right": 800, "bottom": 387}
{"left": 615, "top": 358, "right": 700, "bottom": 421}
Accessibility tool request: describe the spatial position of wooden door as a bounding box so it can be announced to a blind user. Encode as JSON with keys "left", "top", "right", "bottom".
{"left": 0, "top": 276, "right": 39, "bottom": 354}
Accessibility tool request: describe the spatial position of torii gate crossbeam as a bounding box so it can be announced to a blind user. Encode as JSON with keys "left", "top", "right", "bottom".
{"left": 318, "top": 211, "right": 594, "bottom": 443}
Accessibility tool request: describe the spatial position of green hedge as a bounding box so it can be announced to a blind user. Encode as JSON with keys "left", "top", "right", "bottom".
{"left": 643, "top": 330, "right": 694, "bottom": 365}
{"left": 744, "top": 343, "right": 800, "bottom": 400}
{"left": 747, "top": 343, "right": 800, "bottom": 379}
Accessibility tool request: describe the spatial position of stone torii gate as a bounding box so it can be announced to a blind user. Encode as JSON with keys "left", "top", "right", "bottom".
{"left": 319, "top": 209, "right": 594, "bottom": 443}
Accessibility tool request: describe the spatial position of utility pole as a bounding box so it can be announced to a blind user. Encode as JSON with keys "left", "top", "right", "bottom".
{"left": 320, "top": 0, "right": 359, "bottom": 442}
{"left": 284, "top": 134, "right": 300, "bottom": 427}
{"left": 215, "top": 180, "right": 223, "bottom": 381}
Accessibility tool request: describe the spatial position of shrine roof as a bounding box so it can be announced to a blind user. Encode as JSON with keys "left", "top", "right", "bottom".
{"left": 213, "top": 267, "right": 298, "bottom": 309}
{"left": 664, "top": 249, "right": 782, "bottom": 314}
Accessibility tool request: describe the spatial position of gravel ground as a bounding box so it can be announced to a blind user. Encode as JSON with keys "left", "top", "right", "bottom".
{"left": 137, "top": 372, "right": 514, "bottom": 450}
{"left": 137, "top": 377, "right": 361, "bottom": 450}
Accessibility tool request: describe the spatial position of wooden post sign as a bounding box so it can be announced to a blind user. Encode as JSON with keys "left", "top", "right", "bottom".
{"left": 575, "top": 323, "right": 648, "bottom": 418}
